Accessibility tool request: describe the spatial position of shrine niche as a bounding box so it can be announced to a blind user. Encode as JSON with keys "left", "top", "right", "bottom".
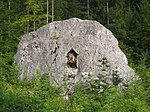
{"left": 66, "top": 48, "right": 78, "bottom": 68}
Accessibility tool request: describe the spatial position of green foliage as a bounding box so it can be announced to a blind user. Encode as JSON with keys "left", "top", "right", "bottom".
{"left": 0, "top": 0, "right": 149, "bottom": 111}
{"left": 1, "top": 62, "right": 150, "bottom": 112}
{"left": 72, "top": 81, "right": 150, "bottom": 112}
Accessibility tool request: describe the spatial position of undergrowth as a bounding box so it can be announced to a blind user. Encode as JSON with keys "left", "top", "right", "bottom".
{"left": 0, "top": 58, "right": 150, "bottom": 112}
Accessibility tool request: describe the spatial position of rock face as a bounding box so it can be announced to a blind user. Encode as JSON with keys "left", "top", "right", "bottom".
{"left": 14, "top": 18, "right": 136, "bottom": 85}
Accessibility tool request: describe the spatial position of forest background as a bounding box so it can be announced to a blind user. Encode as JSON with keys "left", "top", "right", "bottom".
{"left": 0, "top": 0, "right": 150, "bottom": 111}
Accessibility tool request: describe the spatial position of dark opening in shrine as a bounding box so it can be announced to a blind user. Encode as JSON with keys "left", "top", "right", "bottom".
{"left": 66, "top": 48, "right": 78, "bottom": 68}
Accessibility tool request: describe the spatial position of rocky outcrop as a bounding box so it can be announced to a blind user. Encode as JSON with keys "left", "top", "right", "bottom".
{"left": 14, "top": 18, "right": 137, "bottom": 86}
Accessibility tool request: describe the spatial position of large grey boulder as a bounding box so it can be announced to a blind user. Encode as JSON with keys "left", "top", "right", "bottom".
{"left": 14, "top": 18, "right": 137, "bottom": 86}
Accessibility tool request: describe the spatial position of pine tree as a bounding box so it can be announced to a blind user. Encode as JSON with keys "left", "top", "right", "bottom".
{"left": 25, "top": 0, "right": 45, "bottom": 31}
{"left": 54, "top": 0, "right": 65, "bottom": 20}
{"left": 129, "top": 0, "right": 150, "bottom": 62}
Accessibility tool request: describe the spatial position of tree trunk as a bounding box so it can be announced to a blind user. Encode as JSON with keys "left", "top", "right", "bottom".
{"left": 52, "top": 0, "right": 54, "bottom": 22}
{"left": 27, "top": 9, "right": 29, "bottom": 33}
{"left": 8, "top": 0, "right": 10, "bottom": 23}
{"left": 8, "top": 0, "right": 11, "bottom": 37}
{"left": 106, "top": 0, "right": 109, "bottom": 26}
{"left": 87, "top": 0, "right": 89, "bottom": 18}
{"left": 47, "top": 0, "right": 49, "bottom": 23}
{"left": 34, "top": 11, "right": 35, "bottom": 31}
